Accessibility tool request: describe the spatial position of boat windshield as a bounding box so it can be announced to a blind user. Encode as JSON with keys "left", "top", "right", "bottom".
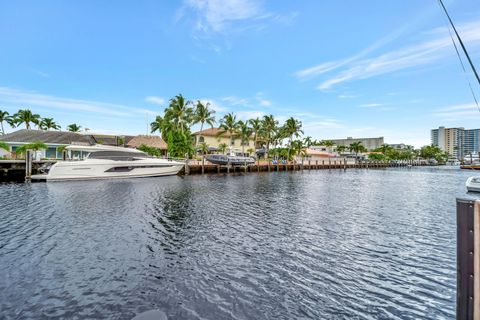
{"left": 87, "top": 150, "right": 149, "bottom": 161}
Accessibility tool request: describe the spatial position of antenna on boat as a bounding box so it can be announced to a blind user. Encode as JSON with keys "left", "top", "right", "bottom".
{"left": 437, "top": 0, "right": 480, "bottom": 111}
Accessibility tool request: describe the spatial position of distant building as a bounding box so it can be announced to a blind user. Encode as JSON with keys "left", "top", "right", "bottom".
{"left": 388, "top": 143, "right": 408, "bottom": 149}
{"left": 327, "top": 136, "right": 384, "bottom": 151}
{"left": 192, "top": 128, "right": 257, "bottom": 153}
{"left": 431, "top": 126, "right": 480, "bottom": 159}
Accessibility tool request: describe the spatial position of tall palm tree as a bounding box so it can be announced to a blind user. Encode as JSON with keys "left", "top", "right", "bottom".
{"left": 218, "top": 143, "right": 228, "bottom": 154}
{"left": 283, "top": 117, "right": 303, "bottom": 158}
{"left": 150, "top": 115, "right": 173, "bottom": 140}
{"left": 303, "top": 136, "right": 313, "bottom": 148}
{"left": 13, "top": 109, "right": 41, "bottom": 130}
{"left": 39, "top": 118, "right": 61, "bottom": 131}
{"left": 218, "top": 113, "right": 239, "bottom": 148}
{"left": 0, "top": 110, "right": 13, "bottom": 134}
{"left": 165, "top": 94, "right": 194, "bottom": 133}
{"left": 349, "top": 141, "right": 363, "bottom": 158}
{"left": 237, "top": 120, "right": 252, "bottom": 154}
{"left": 377, "top": 144, "right": 392, "bottom": 156}
{"left": 261, "top": 115, "right": 278, "bottom": 158}
{"left": 67, "top": 123, "right": 82, "bottom": 132}
{"left": 249, "top": 117, "right": 262, "bottom": 151}
{"left": 193, "top": 101, "right": 215, "bottom": 147}
{"left": 336, "top": 145, "right": 347, "bottom": 154}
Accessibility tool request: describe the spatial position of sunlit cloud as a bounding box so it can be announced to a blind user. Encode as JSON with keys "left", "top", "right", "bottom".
{"left": 145, "top": 96, "right": 166, "bottom": 105}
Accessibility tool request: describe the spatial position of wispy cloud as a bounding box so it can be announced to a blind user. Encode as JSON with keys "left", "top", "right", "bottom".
{"left": 0, "top": 87, "right": 157, "bottom": 117}
{"left": 359, "top": 103, "right": 384, "bottom": 108}
{"left": 221, "top": 96, "right": 249, "bottom": 106}
{"left": 433, "top": 103, "right": 480, "bottom": 120}
{"left": 295, "top": 20, "right": 480, "bottom": 90}
{"left": 145, "top": 96, "right": 166, "bottom": 105}
{"left": 180, "top": 0, "right": 265, "bottom": 33}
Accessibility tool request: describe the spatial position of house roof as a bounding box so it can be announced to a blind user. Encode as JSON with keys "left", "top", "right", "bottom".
{"left": 193, "top": 127, "right": 233, "bottom": 137}
{"left": 193, "top": 127, "right": 255, "bottom": 139}
{"left": 305, "top": 148, "right": 336, "bottom": 157}
{"left": 0, "top": 129, "right": 94, "bottom": 145}
{"left": 125, "top": 135, "right": 168, "bottom": 150}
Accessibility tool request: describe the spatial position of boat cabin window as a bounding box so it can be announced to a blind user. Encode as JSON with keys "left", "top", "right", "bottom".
{"left": 87, "top": 150, "right": 148, "bottom": 161}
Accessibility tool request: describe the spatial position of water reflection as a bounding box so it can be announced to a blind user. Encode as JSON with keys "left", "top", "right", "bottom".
{"left": 0, "top": 168, "right": 469, "bottom": 319}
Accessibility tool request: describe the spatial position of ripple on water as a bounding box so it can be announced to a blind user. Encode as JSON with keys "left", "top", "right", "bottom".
{"left": 0, "top": 168, "right": 465, "bottom": 319}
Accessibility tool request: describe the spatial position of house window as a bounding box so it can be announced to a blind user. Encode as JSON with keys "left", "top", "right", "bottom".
{"left": 46, "top": 147, "right": 57, "bottom": 159}
{"left": 199, "top": 136, "right": 205, "bottom": 143}
{"left": 231, "top": 139, "right": 236, "bottom": 146}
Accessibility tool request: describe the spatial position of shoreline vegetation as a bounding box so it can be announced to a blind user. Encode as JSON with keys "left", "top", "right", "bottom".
{"left": 1, "top": 94, "right": 449, "bottom": 162}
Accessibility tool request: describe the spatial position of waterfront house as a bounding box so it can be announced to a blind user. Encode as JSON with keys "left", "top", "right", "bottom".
{"left": 192, "top": 128, "right": 257, "bottom": 154}
{"left": 125, "top": 135, "right": 168, "bottom": 155}
{"left": 0, "top": 129, "right": 94, "bottom": 158}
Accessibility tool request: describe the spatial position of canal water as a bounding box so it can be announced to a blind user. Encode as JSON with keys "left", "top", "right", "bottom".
{"left": 0, "top": 167, "right": 472, "bottom": 319}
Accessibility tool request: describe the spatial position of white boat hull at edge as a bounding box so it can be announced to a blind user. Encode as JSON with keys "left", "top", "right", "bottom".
{"left": 31, "top": 159, "right": 184, "bottom": 181}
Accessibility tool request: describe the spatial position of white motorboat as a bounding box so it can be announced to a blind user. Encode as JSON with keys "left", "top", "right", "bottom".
{"left": 31, "top": 145, "right": 184, "bottom": 181}
{"left": 466, "top": 176, "right": 480, "bottom": 193}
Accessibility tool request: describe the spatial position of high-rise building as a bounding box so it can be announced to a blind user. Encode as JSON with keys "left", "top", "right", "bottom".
{"left": 327, "top": 136, "right": 384, "bottom": 151}
{"left": 431, "top": 126, "right": 480, "bottom": 159}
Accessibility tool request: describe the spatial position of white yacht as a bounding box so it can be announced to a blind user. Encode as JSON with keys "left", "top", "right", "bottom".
{"left": 31, "top": 145, "right": 184, "bottom": 181}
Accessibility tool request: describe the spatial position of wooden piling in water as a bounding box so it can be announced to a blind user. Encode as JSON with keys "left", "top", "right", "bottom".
{"left": 184, "top": 153, "right": 190, "bottom": 175}
{"left": 25, "top": 150, "right": 32, "bottom": 181}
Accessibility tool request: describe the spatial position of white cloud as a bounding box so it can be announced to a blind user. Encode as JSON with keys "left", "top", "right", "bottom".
{"left": 196, "top": 98, "right": 228, "bottom": 112}
{"left": 221, "top": 96, "right": 249, "bottom": 106}
{"left": 236, "top": 110, "right": 265, "bottom": 120}
{"left": 182, "top": 0, "right": 264, "bottom": 33}
{"left": 295, "top": 20, "right": 480, "bottom": 90}
{"left": 433, "top": 103, "right": 480, "bottom": 119}
{"left": 359, "top": 103, "right": 384, "bottom": 108}
{"left": 0, "top": 87, "right": 156, "bottom": 118}
{"left": 145, "top": 96, "right": 166, "bottom": 105}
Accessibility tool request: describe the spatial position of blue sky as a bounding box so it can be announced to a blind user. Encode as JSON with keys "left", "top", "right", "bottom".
{"left": 0, "top": 0, "right": 479, "bottom": 147}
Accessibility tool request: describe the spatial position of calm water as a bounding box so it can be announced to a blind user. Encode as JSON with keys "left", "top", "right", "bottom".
{"left": 0, "top": 167, "right": 472, "bottom": 319}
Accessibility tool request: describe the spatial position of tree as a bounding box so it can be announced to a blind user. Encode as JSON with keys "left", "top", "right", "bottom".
{"left": 303, "top": 136, "right": 314, "bottom": 148}
{"left": 193, "top": 101, "right": 215, "bottom": 148}
{"left": 165, "top": 94, "right": 194, "bottom": 134}
{"left": 16, "top": 141, "right": 47, "bottom": 154}
{"left": 236, "top": 120, "right": 252, "bottom": 154}
{"left": 218, "top": 143, "right": 228, "bottom": 154}
{"left": 291, "top": 139, "right": 307, "bottom": 161}
{"left": 249, "top": 117, "right": 262, "bottom": 151}
{"left": 150, "top": 115, "right": 173, "bottom": 140}
{"left": 261, "top": 115, "right": 278, "bottom": 159}
{"left": 322, "top": 140, "right": 334, "bottom": 152}
{"left": 39, "top": 118, "right": 61, "bottom": 131}
{"left": 137, "top": 144, "right": 163, "bottom": 157}
{"left": 13, "top": 109, "right": 41, "bottom": 130}
{"left": 218, "top": 113, "right": 239, "bottom": 148}
{"left": 348, "top": 141, "right": 363, "bottom": 157}
{"left": 198, "top": 142, "right": 209, "bottom": 155}
{"left": 0, "top": 110, "right": 14, "bottom": 134}
{"left": 67, "top": 124, "right": 82, "bottom": 132}
{"left": 0, "top": 141, "right": 9, "bottom": 151}
{"left": 336, "top": 145, "right": 347, "bottom": 154}
{"left": 283, "top": 117, "right": 303, "bottom": 158}
{"left": 376, "top": 144, "right": 393, "bottom": 156}
{"left": 247, "top": 147, "right": 255, "bottom": 156}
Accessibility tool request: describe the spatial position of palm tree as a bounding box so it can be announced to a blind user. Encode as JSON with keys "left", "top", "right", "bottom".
{"left": 261, "top": 115, "right": 278, "bottom": 158}
{"left": 165, "top": 94, "right": 194, "bottom": 133}
{"left": 13, "top": 109, "right": 41, "bottom": 130}
{"left": 303, "top": 136, "right": 313, "bottom": 148}
{"left": 218, "top": 143, "right": 228, "bottom": 154}
{"left": 237, "top": 120, "right": 252, "bottom": 154}
{"left": 377, "top": 144, "right": 392, "bottom": 156}
{"left": 193, "top": 101, "right": 215, "bottom": 147}
{"left": 349, "top": 141, "right": 363, "bottom": 158}
{"left": 39, "top": 118, "right": 61, "bottom": 131}
{"left": 283, "top": 117, "right": 303, "bottom": 158}
{"left": 336, "top": 145, "right": 347, "bottom": 154}
{"left": 0, "top": 141, "right": 9, "bottom": 151}
{"left": 249, "top": 117, "right": 262, "bottom": 151}
{"left": 16, "top": 141, "right": 47, "bottom": 154}
{"left": 218, "top": 113, "right": 239, "bottom": 148}
{"left": 150, "top": 115, "right": 173, "bottom": 140}
{"left": 67, "top": 123, "right": 82, "bottom": 132}
{"left": 0, "top": 110, "right": 13, "bottom": 134}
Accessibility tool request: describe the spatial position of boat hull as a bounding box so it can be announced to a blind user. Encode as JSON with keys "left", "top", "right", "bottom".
{"left": 32, "top": 159, "right": 184, "bottom": 181}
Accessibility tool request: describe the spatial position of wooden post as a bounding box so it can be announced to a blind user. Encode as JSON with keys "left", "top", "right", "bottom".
{"left": 184, "top": 153, "right": 190, "bottom": 175}
{"left": 244, "top": 160, "right": 247, "bottom": 173}
{"left": 201, "top": 155, "right": 205, "bottom": 174}
{"left": 328, "top": 158, "right": 331, "bottom": 169}
{"left": 308, "top": 160, "right": 311, "bottom": 170}
{"left": 227, "top": 161, "right": 230, "bottom": 174}
{"left": 322, "top": 160, "right": 325, "bottom": 169}
{"left": 344, "top": 158, "right": 347, "bottom": 170}
{"left": 25, "top": 150, "right": 32, "bottom": 180}
{"left": 316, "top": 160, "right": 318, "bottom": 169}
{"left": 62, "top": 150, "right": 67, "bottom": 161}
{"left": 217, "top": 165, "right": 220, "bottom": 173}
{"left": 456, "top": 198, "right": 480, "bottom": 320}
